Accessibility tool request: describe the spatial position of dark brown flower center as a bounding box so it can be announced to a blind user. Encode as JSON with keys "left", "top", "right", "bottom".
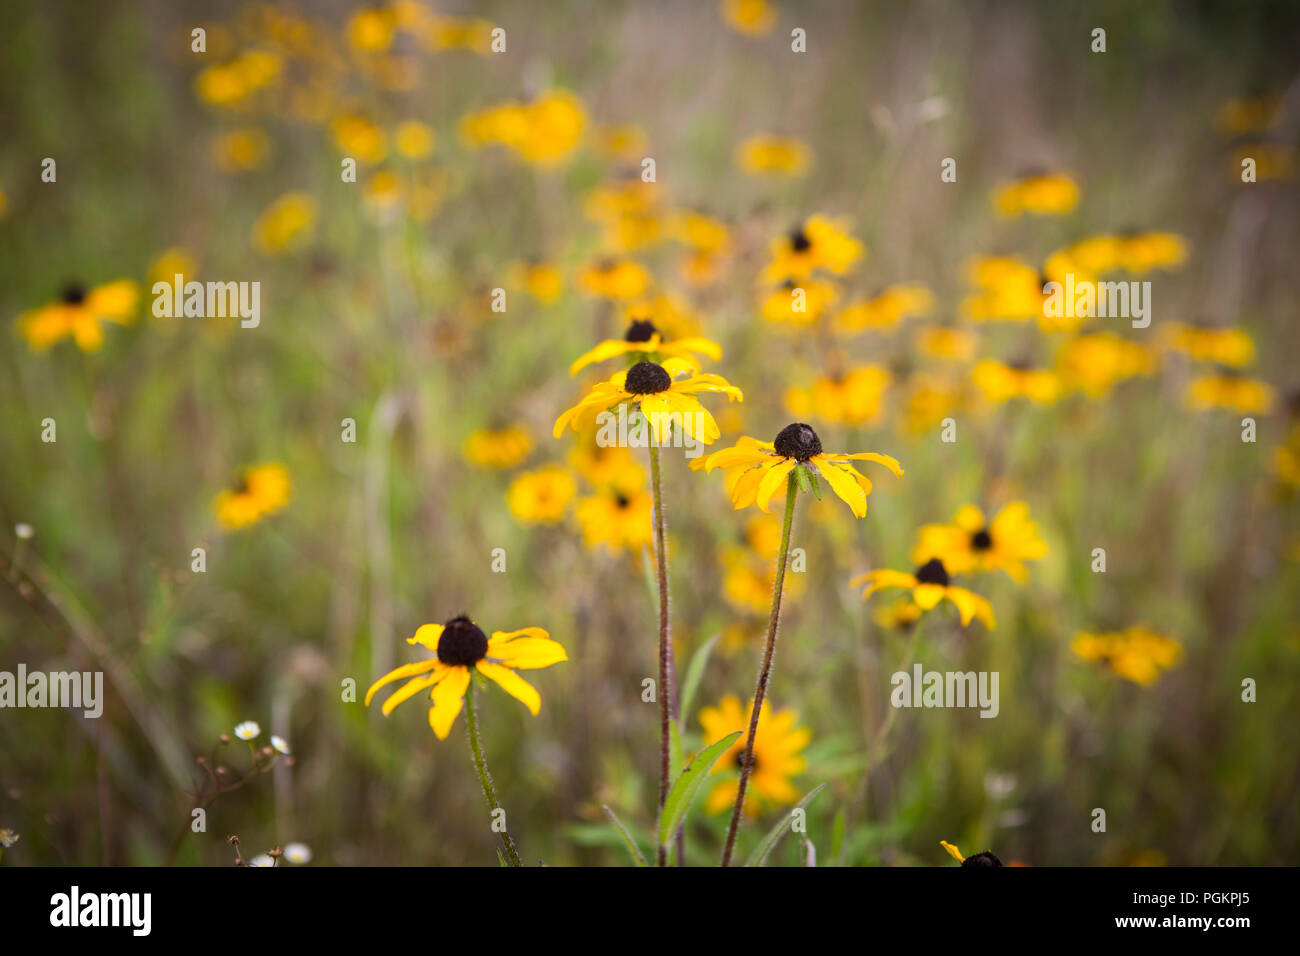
{"left": 773, "top": 423, "right": 822, "bottom": 461}
{"left": 615, "top": 493, "right": 630, "bottom": 509}
{"left": 61, "top": 283, "right": 87, "bottom": 305}
{"left": 624, "top": 319, "right": 658, "bottom": 343}
{"left": 625, "top": 360, "right": 672, "bottom": 395}
{"left": 437, "top": 615, "right": 488, "bottom": 667}
{"left": 788, "top": 227, "right": 812, "bottom": 253}
{"left": 914, "top": 558, "right": 950, "bottom": 587}
{"left": 971, "top": 529, "right": 993, "bottom": 551}
{"left": 961, "top": 850, "right": 1004, "bottom": 867}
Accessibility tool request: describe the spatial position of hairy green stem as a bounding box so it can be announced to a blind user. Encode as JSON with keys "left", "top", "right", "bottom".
{"left": 721, "top": 473, "right": 798, "bottom": 867}
{"left": 464, "top": 680, "right": 521, "bottom": 867}
{"left": 648, "top": 440, "right": 674, "bottom": 867}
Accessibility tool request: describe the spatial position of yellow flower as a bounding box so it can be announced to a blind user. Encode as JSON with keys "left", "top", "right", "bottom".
{"left": 194, "top": 50, "right": 282, "bottom": 107}
{"left": 699, "top": 696, "right": 809, "bottom": 816}
{"left": 853, "top": 558, "right": 996, "bottom": 629}
{"left": 511, "top": 260, "right": 565, "bottom": 304}
{"left": 784, "top": 365, "right": 891, "bottom": 427}
{"left": 253, "top": 192, "right": 316, "bottom": 255}
{"left": 1184, "top": 372, "right": 1275, "bottom": 414}
{"left": 424, "top": 15, "right": 495, "bottom": 53}
{"left": 760, "top": 278, "right": 837, "bottom": 325}
{"left": 972, "top": 359, "right": 1060, "bottom": 405}
{"left": 462, "top": 425, "right": 533, "bottom": 469}
{"left": 961, "top": 256, "right": 1045, "bottom": 323}
{"left": 212, "top": 127, "right": 270, "bottom": 172}
{"left": 721, "top": 0, "right": 776, "bottom": 36}
{"left": 761, "top": 216, "right": 863, "bottom": 283}
{"left": 214, "top": 463, "right": 291, "bottom": 530}
{"left": 554, "top": 358, "right": 742, "bottom": 445}
{"left": 347, "top": 7, "right": 396, "bottom": 52}
{"left": 366, "top": 616, "right": 566, "bottom": 739}
{"left": 576, "top": 487, "right": 653, "bottom": 554}
{"left": 917, "top": 326, "right": 978, "bottom": 362}
{"left": 1043, "top": 236, "right": 1119, "bottom": 282}
{"left": 1071, "top": 626, "right": 1182, "bottom": 686}
{"left": 940, "top": 841, "right": 1004, "bottom": 866}
{"left": 394, "top": 120, "right": 436, "bottom": 160}
{"left": 1111, "top": 231, "right": 1188, "bottom": 273}
{"left": 913, "top": 502, "right": 1046, "bottom": 583}
{"left": 18, "top": 279, "right": 139, "bottom": 352}
{"left": 1055, "top": 333, "right": 1155, "bottom": 397}
{"left": 721, "top": 544, "right": 805, "bottom": 614}
{"left": 576, "top": 258, "right": 652, "bottom": 300}
{"left": 873, "top": 597, "right": 923, "bottom": 631}
{"left": 901, "top": 372, "right": 966, "bottom": 434}
{"left": 567, "top": 440, "right": 645, "bottom": 490}
{"left": 833, "top": 283, "right": 934, "bottom": 334}
{"left": 363, "top": 169, "right": 403, "bottom": 212}
{"left": 696, "top": 423, "right": 903, "bottom": 518}
{"left": 671, "top": 210, "right": 731, "bottom": 255}
{"left": 568, "top": 318, "right": 722, "bottom": 376}
{"left": 148, "top": 248, "right": 198, "bottom": 290}
{"left": 459, "top": 90, "right": 586, "bottom": 167}
{"left": 735, "top": 135, "right": 811, "bottom": 177}
{"left": 993, "top": 171, "right": 1080, "bottom": 217}
{"left": 1160, "top": 323, "right": 1255, "bottom": 368}
{"left": 506, "top": 465, "right": 576, "bottom": 524}
{"left": 331, "top": 112, "right": 387, "bottom": 164}
{"left": 595, "top": 124, "right": 649, "bottom": 161}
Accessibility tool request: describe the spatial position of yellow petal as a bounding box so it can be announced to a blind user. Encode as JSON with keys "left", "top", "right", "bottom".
{"left": 477, "top": 661, "right": 541, "bottom": 715}
{"left": 569, "top": 339, "right": 633, "bottom": 376}
{"left": 380, "top": 666, "right": 447, "bottom": 715}
{"left": 813, "top": 459, "right": 867, "bottom": 517}
{"left": 941, "top": 840, "right": 965, "bottom": 863}
{"left": 488, "top": 630, "right": 568, "bottom": 669}
{"left": 913, "top": 583, "right": 945, "bottom": 609}
{"left": 407, "top": 623, "right": 445, "bottom": 650}
{"left": 428, "top": 666, "right": 470, "bottom": 739}
{"left": 755, "top": 458, "right": 797, "bottom": 512}
{"left": 364, "top": 658, "right": 441, "bottom": 706}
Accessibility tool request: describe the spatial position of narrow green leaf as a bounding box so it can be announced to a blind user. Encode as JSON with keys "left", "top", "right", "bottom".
{"left": 602, "top": 805, "right": 648, "bottom": 867}
{"left": 678, "top": 632, "right": 721, "bottom": 730}
{"left": 795, "top": 464, "right": 812, "bottom": 494}
{"left": 657, "top": 731, "right": 742, "bottom": 849}
{"left": 743, "top": 783, "right": 827, "bottom": 867}
{"left": 809, "top": 473, "right": 823, "bottom": 499}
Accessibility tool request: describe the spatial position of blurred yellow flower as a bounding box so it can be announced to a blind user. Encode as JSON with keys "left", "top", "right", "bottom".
{"left": 194, "top": 50, "right": 281, "bottom": 107}
{"left": 366, "top": 616, "right": 566, "bottom": 739}
{"left": 569, "top": 318, "right": 722, "bottom": 376}
{"left": 214, "top": 463, "right": 291, "bottom": 530}
{"left": 913, "top": 502, "right": 1047, "bottom": 583}
{"left": 18, "top": 279, "right": 139, "bottom": 352}
{"left": 148, "top": 248, "right": 198, "bottom": 289}
{"left": 1112, "top": 231, "right": 1188, "bottom": 273}
{"left": 567, "top": 441, "right": 645, "bottom": 490}
{"left": 993, "top": 171, "right": 1079, "bottom": 217}
{"left": 1160, "top": 322, "right": 1255, "bottom": 368}
{"left": 699, "top": 696, "right": 809, "bottom": 817}
{"left": 212, "top": 127, "right": 270, "bottom": 172}
{"left": 253, "top": 192, "right": 316, "bottom": 255}
{"left": 346, "top": 7, "right": 396, "bottom": 52}
{"left": 462, "top": 425, "right": 533, "bottom": 469}
{"left": 784, "top": 365, "right": 891, "bottom": 427}
{"left": 394, "top": 120, "right": 436, "bottom": 160}
{"left": 902, "top": 372, "right": 966, "bottom": 434}
{"left": 506, "top": 465, "right": 577, "bottom": 524}
{"left": 761, "top": 215, "right": 863, "bottom": 283}
{"left": 962, "top": 256, "right": 1044, "bottom": 323}
{"left": 576, "top": 258, "right": 652, "bottom": 300}
{"left": 833, "top": 283, "right": 934, "bottom": 334}
{"left": 511, "top": 261, "right": 565, "bottom": 304}
{"left": 1055, "top": 332, "right": 1155, "bottom": 397}
{"left": 424, "top": 15, "right": 495, "bottom": 53}
{"left": 1071, "top": 626, "right": 1181, "bottom": 686}
{"left": 721, "top": 544, "right": 805, "bottom": 614}
{"left": 576, "top": 487, "right": 654, "bottom": 554}
{"left": 917, "top": 325, "right": 978, "bottom": 362}
{"left": 853, "top": 558, "right": 995, "bottom": 629}
{"left": 594, "top": 124, "right": 650, "bottom": 161}
{"left": 1184, "top": 372, "right": 1275, "bottom": 414}
{"left": 761, "top": 278, "right": 837, "bottom": 325}
{"left": 873, "top": 597, "right": 923, "bottom": 631}
{"left": 332, "top": 112, "right": 387, "bottom": 164}
{"left": 972, "top": 359, "right": 1060, "bottom": 405}
{"left": 460, "top": 90, "right": 586, "bottom": 166}
{"left": 735, "top": 135, "right": 811, "bottom": 177}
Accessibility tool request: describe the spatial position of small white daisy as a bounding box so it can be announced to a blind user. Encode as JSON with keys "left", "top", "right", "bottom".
{"left": 15, "top": 523, "right": 34, "bottom": 540}
{"left": 0, "top": 829, "right": 19, "bottom": 848}
{"left": 234, "top": 721, "right": 261, "bottom": 741}
{"left": 283, "top": 842, "right": 312, "bottom": 865}
{"left": 248, "top": 853, "right": 275, "bottom": 867}
{"left": 271, "top": 735, "right": 290, "bottom": 755}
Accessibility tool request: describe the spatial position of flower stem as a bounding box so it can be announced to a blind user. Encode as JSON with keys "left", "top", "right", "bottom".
{"left": 464, "top": 680, "right": 521, "bottom": 867}
{"left": 648, "top": 439, "right": 674, "bottom": 867}
{"left": 721, "top": 472, "right": 799, "bottom": 867}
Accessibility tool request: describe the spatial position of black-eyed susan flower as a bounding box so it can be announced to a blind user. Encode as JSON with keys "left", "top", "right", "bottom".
{"left": 331, "top": 112, "right": 387, "bottom": 164}
{"left": 1111, "top": 230, "right": 1188, "bottom": 273}
{"left": 18, "top": 279, "right": 139, "bottom": 352}
{"left": 505, "top": 465, "right": 576, "bottom": 524}
{"left": 941, "top": 841, "right": 1004, "bottom": 866}
{"left": 972, "top": 358, "right": 1061, "bottom": 405}
{"left": 568, "top": 318, "right": 722, "bottom": 376}
{"left": 917, "top": 325, "right": 978, "bottom": 362}
{"left": 721, "top": 0, "right": 776, "bottom": 36}
{"left": 365, "top": 615, "right": 567, "bottom": 738}
{"left": 913, "top": 503, "right": 1047, "bottom": 582}
{"left": 853, "top": 558, "right": 995, "bottom": 629}
{"left": 462, "top": 424, "right": 533, "bottom": 469}
{"left": 576, "top": 486, "right": 654, "bottom": 554}
{"left": 961, "top": 256, "right": 1045, "bottom": 323}
{"left": 510, "top": 260, "right": 565, "bottom": 304}
{"left": 1160, "top": 322, "right": 1255, "bottom": 368}
{"left": 253, "top": 192, "right": 316, "bottom": 255}
{"left": 567, "top": 440, "right": 645, "bottom": 489}
{"left": 699, "top": 696, "right": 810, "bottom": 816}
{"left": 214, "top": 463, "right": 292, "bottom": 529}
{"left": 1055, "top": 332, "right": 1156, "bottom": 397}
{"left": 458, "top": 90, "right": 586, "bottom": 166}
{"left": 760, "top": 277, "right": 838, "bottom": 325}
{"left": 1071, "top": 626, "right": 1181, "bottom": 686}
{"left": 993, "top": 171, "right": 1079, "bottom": 217}
{"left": 576, "top": 257, "right": 652, "bottom": 300}
{"left": 1184, "top": 371, "right": 1275, "bottom": 414}
{"left": 735, "top": 134, "right": 811, "bottom": 177}
{"left": 553, "top": 358, "right": 742, "bottom": 446}
{"left": 393, "top": 119, "right": 436, "bottom": 160}
{"left": 760, "top": 216, "right": 864, "bottom": 284}
{"left": 194, "top": 50, "right": 282, "bottom": 108}
{"left": 696, "top": 423, "right": 903, "bottom": 518}
{"left": 902, "top": 372, "right": 967, "bottom": 434}
{"left": 833, "top": 283, "right": 935, "bottom": 334}
{"left": 784, "top": 365, "right": 891, "bottom": 428}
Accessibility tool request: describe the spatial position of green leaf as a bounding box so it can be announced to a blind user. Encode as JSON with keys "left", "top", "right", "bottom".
{"left": 809, "top": 472, "right": 823, "bottom": 499}
{"left": 657, "top": 731, "right": 741, "bottom": 849}
{"left": 678, "top": 632, "right": 721, "bottom": 730}
{"left": 795, "top": 464, "right": 813, "bottom": 494}
{"left": 602, "top": 805, "right": 648, "bottom": 867}
{"left": 743, "top": 783, "right": 827, "bottom": 867}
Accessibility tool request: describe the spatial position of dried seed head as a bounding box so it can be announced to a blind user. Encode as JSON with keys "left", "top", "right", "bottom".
{"left": 773, "top": 423, "right": 823, "bottom": 461}
{"left": 625, "top": 360, "right": 672, "bottom": 395}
